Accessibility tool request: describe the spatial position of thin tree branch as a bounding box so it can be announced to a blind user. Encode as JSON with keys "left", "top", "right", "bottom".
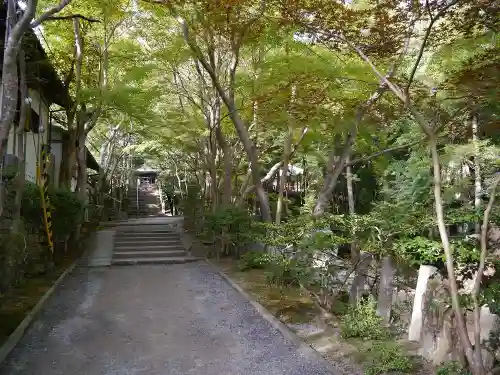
{"left": 346, "top": 39, "right": 406, "bottom": 102}
{"left": 30, "top": 0, "right": 72, "bottom": 28}
{"left": 472, "top": 172, "right": 500, "bottom": 367}
{"left": 346, "top": 138, "right": 425, "bottom": 166}
{"left": 405, "top": 0, "right": 459, "bottom": 94}
{"left": 240, "top": 126, "right": 309, "bottom": 197}
{"left": 45, "top": 14, "right": 100, "bottom": 23}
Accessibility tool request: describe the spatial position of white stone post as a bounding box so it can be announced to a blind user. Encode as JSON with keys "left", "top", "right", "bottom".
{"left": 408, "top": 265, "right": 437, "bottom": 341}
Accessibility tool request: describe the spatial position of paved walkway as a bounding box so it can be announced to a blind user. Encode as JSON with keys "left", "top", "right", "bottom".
{"left": 0, "top": 262, "right": 335, "bottom": 375}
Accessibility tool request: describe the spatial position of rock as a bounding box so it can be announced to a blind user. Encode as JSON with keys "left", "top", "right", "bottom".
{"left": 348, "top": 252, "right": 374, "bottom": 305}
{"left": 482, "top": 349, "right": 495, "bottom": 373}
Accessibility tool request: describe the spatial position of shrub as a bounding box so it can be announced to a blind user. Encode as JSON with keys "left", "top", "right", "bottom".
{"left": 266, "top": 256, "right": 306, "bottom": 287}
{"left": 182, "top": 184, "right": 203, "bottom": 232}
{"left": 0, "top": 231, "right": 28, "bottom": 295}
{"left": 50, "top": 188, "right": 85, "bottom": 242}
{"left": 203, "top": 205, "right": 256, "bottom": 258}
{"left": 436, "top": 361, "right": 471, "bottom": 375}
{"left": 238, "top": 251, "right": 272, "bottom": 271}
{"left": 341, "top": 295, "right": 390, "bottom": 340}
{"left": 22, "top": 183, "right": 84, "bottom": 242}
{"left": 0, "top": 226, "right": 45, "bottom": 296}
{"left": 1, "top": 169, "right": 87, "bottom": 297}
{"left": 361, "top": 341, "right": 412, "bottom": 375}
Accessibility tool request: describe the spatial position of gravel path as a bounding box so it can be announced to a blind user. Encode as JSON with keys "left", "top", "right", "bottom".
{"left": 0, "top": 262, "right": 336, "bottom": 375}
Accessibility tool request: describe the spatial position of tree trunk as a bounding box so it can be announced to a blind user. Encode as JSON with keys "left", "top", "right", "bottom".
{"left": 11, "top": 48, "right": 28, "bottom": 233}
{"left": 472, "top": 114, "right": 481, "bottom": 234}
{"left": 276, "top": 85, "right": 296, "bottom": 224}
{"left": 60, "top": 18, "right": 83, "bottom": 190}
{"left": 0, "top": 0, "right": 21, "bottom": 217}
{"left": 239, "top": 126, "right": 308, "bottom": 202}
{"left": 59, "top": 132, "right": 77, "bottom": 188}
{"left": 428, "top": 134, "right": 478, "bottom": 372}
{"left": 0, "top": 0, "right": 70, "bottom": 208}
{"left": 176, "top": 18, "right": 271, "bottom": 221}
{"left": 173, "top": 159, "right": 184, "bottom": 199}
{"left": 346, "top": 156, "right": 360, "bottom": 264}
{"left": 236, "top": 120, "right": 270, "bottom": 220}
{"left": 314, "top": 144, "right": 349, "bottom": 217}
{"left": 98, "top": 140, "right": 108, "bottom": 210}
{"left": 349, "top": 252, "right": 373, "bottom": 305}
{"left": 75, "top": 126, "right": 87, "bottom": 203}
{"left": 215, "top": 125, "right": 232, "bottom": 206}
{"left": 276, "top": 150, "right": 289, "bottom": 224}
{"left": 472, "top": 174, "right": 500, "bottom": 374}
{"left": 313, "top": 86, "right": 387, "bottom": 217}
{"left": 209, "top": 144, "right": 218, "bottom": 211}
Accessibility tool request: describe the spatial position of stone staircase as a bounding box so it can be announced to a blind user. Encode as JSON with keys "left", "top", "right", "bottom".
{"left": 111, "top": 225, "right": 201, "bottom": 265}
{"left": 128, "top": 182, "right": 162, "bottom": 217}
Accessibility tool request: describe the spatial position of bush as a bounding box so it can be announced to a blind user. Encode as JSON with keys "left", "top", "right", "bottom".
{"left": 341, "top": 295, "right": 390, "bottom": 340}
{"left": 182, "top": 184, "right": 203, "bottom": 232}
{"left": 22, "top": 183, "right": 85, "bottom": 242}
{"left": 1, "top": 169, "right": 86, "bottom": 297}
{"left": 238, "top": 251, "right": 272, "bottom": 271}
{"left": 0, "top": 231, "right": 28, "bottom": 295}
{"left": 50, "top": 188, "right": 85, "bottom": 242}
{"left": 436, "top": 361, "right": 471, "bottom": 375}
{"left": 0, "top": 225, "right": 46, "bottom": 296}
{"left": 203, "top": 205, "right": 256, "bottom": 258}
{"left": 361, "top": 341, "right": 412, "bottom": 375}
{"left": 266, "top": 256, "right": 306, "bottom": 287}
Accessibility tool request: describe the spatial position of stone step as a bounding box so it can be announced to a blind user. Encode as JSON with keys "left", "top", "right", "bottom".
{"left": 114, "top": 240, "right": 183, "bottom": 247}
{"left": 114, "top": 234, "right": 180, "bottom": 239}
{"left": 310, "top": 336, "right": 336, "bottom": 353}
{"left": 114, "top": 232, "right": 180, "bottom": 238}
{"left": 113, "top": 250, "right": 187, "bottom": 259}
{"left": 114, "top": 234, "right": 180, "bottom": 240}
{"left": 112, "top": 245, "right": 184, "bottom": 251}
{"left": 115, "top": 228, "right": 179, "bottom": 233}
{"left": 127, "top": 209, "right": 161, "bottom": 211}
{"left": 112, "top": 256, "right": 202, "bottom": 265}
{"left": 128, "top": 212, "right": 162, "bottom": 216}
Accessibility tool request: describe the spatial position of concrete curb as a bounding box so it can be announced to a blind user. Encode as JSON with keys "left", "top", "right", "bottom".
{"left": 205, "top": 259, "right": 339, "bottom": 374}
{"left": 0, "top": 262, "right": 77, "bottom": 366}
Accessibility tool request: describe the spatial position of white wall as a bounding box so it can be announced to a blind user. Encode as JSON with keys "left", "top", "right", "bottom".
{"left": 25, "top": 89, "right": 49, "bottom": 184}
{"left": 50, "top": 142, "right": 63, "bottom": 188}
{"left": 5, "top": 89, "right": 50, "bottom": 185}
{"left": 50, "top": 128, "right": 64, "bottom": 188}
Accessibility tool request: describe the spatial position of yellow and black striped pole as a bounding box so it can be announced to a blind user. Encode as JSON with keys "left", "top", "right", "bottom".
{"left": 37, "top": 144, "right": 54, "bottom": 253}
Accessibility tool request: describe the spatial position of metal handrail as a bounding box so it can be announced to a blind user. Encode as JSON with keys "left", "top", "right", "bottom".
{"left": 136, "top": 177, "right": 140, "bottom": 216}
{"left": 157, "top": 180, "right": 165, "bottom": 214}
{"left": 104, "top": 193, "right": 121, "bottom": 203}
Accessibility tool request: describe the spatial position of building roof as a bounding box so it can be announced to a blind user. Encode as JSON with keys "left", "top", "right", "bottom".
{"left": 0, "top": 3, "right": 70, "bottom": 108}
{"left": 279, "top": 164, "right": 304, "bottom": 176}
{"left": 51, "top": 124, "right": 100, "bottom": 171}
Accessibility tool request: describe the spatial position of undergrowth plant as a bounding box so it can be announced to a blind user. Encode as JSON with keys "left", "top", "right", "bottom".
{"left": 361, "top": 341, "right": 412, "bottom": 375}
{"left": 341, "top": 295, "right": 390, "bottom": 340}
{"left": 238, "top": 251, "right": 272, "bottom": 271}
{"left": 436, "top": 361, "right": 472, "bottom": 375}
{"left": 203, "top": 205, "right": 257, "bottom": 258}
